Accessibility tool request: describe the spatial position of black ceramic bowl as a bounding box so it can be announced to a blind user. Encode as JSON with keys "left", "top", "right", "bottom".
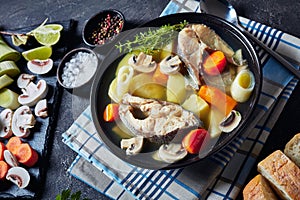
{"left": 90, "top": 13, "right": 261, "bottom": 170}
{"left": 82, "top": 9, "right": 125, "bottom": 47}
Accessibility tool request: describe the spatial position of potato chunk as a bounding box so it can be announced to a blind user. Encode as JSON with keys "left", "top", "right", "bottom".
{"left": 166, "top": 72, "right": 186, "bottom": 104}
{"left": 129, "top": 73, "right": 166, "bottom": 100}
{"left": 182, "top": 94, "right": 209, "bottom": 121}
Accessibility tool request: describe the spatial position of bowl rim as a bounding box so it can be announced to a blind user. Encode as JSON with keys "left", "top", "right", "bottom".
{"left": 57, "top": 47, "right": 98, "bottom": 89}
{"left": 82, "top": 9, "right": 125, "bottom": 47}
{"left": 90, "top": 12, "right": 262, "bottom": 170}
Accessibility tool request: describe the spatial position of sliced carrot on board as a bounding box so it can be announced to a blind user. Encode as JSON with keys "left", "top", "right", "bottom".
{"left": 15, "top": 143, "right": 38, "bottom": 167}
{"left": 0, "top": 160, "right": 9, "bottom": 180}
{"left": 0, "top": 142, "right": 7, "bottom": 161}
{"left": 198, "top": 85, "right": 237, "bottom": 116}
{"left": 6, "top": 136, "right": 22, "bottom": 156}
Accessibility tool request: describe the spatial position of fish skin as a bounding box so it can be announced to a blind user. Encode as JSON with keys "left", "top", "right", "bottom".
{"left": 191, "top": 24, "right": 234, "bottom": 58}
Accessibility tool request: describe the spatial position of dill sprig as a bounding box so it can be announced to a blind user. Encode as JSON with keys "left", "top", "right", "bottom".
{"left": 116, "top": 20, "right": 188, "bottom": 55}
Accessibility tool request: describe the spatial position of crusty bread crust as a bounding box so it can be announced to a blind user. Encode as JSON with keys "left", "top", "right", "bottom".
{"left": 243, "top": 174, "right": 278, "bottom": 200}
{"left": 284, "top": 133, "right": 300, "bottom": 167}
{"left": 257, "top": 150, "right": 300, "bottom": 200}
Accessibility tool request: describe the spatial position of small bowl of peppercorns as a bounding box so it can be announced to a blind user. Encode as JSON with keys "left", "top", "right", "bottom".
{"left": 82, "top": 9, "right": 125, "bottom": 47}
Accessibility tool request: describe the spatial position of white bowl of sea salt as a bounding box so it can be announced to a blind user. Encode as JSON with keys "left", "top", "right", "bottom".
{"left": 57, "top": 48, "right": 98, "bottom": 89}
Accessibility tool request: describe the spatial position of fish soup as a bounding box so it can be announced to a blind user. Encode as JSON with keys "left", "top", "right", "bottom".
{"left": 101, "top": 22, "right": 256, "bottom": 164}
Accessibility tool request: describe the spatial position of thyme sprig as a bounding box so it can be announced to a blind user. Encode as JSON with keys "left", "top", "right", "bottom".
{"left": 116, "top": 20, "right": 188, "bottom": 55}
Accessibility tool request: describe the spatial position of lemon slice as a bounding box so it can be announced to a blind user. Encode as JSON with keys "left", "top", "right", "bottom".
{"left": 0, "top": 74, "right": 14, "bottom": 89}
{"left": 22, "top": 46, "right": 52, "bottom": 61}
{"left": 0, "top": 88, "right": 20, "bottom": 110}
{"left": 33, "top": 26, "right": 61, "bottom": 46}
{"left": 0, "top": 61, "right": 20, "bottom": 77}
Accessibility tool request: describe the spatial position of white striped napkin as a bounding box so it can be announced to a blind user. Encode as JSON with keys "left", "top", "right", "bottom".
{"left": 62, "top": 0, "right": 300, "bottom": 199}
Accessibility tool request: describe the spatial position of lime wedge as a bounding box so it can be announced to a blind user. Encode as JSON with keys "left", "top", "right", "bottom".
{"left": 0, "top": 74, "right": 14, "bottom": 89}
{"left": 33, "top": 26, "right": 61, "bottom": 46}
{"left": 42, "top": 24, "right": 63, "bottom": 31}
{"left": 22, "top": 46, "right": 52, "bottom": 61}
{"left": 0, "top": 88, "right": 20, "bottom": 110}
{"left": 0, "top": 61, "right": 20, "bottom": 77}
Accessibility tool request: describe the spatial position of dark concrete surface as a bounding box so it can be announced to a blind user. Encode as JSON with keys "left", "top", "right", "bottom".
{"left": 0, "top": 0, "right": 299, "bottom": 199}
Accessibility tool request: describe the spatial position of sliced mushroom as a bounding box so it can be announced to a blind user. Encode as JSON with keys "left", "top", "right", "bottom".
{"left": 0, "top": 109, "right": 13, "bottom": 138}
{"left": 4, "top": 150, "right": 19, "bottom": 167}
{"left": 120, "top": 136, "right": 144, "bottom": 155}
{"left": 17, "top": 73, "right": 35, "bottom": 89}
{"left": 158, "top": 143, "right": 187, "bottom": 163}
{"left": 159, "top": 55, "right": 182, "bottom": 75}
{"left": 11, "top": 105, "right": 35, "bottom": 138}
{"left": 34, "top": 99, "right": 48, "bottom": 118}
{"left": 27, "top": 58, "right": 53, "bottom": 74}
{"left": 6, "top": 166, "right": 30, "bottom": 188}
{"left": 18, "top": 79, "right": 48, "bottom": 107}
{"left": 128, "top": 52, "right": 157, "bottom": 73}
{"left": 219, "top": 110, "right": 242, "bottom": 133}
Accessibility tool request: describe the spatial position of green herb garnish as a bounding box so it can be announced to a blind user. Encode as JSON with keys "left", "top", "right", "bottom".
{"left": 116, "top": 20, "right": 188, "bottom": 55}
{"left": 56, "top": 189, "right": 90, "bottom": 200}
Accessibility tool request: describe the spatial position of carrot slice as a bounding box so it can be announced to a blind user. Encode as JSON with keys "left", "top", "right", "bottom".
{"left": 0, "top": 160, "right": 9, "bottom": 180}
{"left": 103, "top": 103, "right": 119, "bottom": 122}
{"left": 0, "top": 142, "right": 6, "bottom": 161}
{"left": 6, "top": 136, "right": 22, "bottom": 156}
{"left": 203, "top": 50, "right": 227, "bottom": 75}
{"left": 198, "top": 85, "right": 237, "bottom": 116}
{"left": 15, "top": 143, "right": 38, "bottom": 167}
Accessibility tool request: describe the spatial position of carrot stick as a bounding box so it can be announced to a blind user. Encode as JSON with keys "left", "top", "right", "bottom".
{"left": 0, "top": 142, "right": 6, "bottom": 161}
{"left": 6, "top": 136, "right": 22, "bottom": 156}
{"left": 0, "top": 160, "right": 9, "bottom": 180}
{"left": 198, "top": 85, "right": 237, "bottom": 116}
{"left": 15, "top": 143, "right": 38, "bottom": 167}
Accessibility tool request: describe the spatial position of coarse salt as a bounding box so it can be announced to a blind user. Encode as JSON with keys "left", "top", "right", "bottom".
{"left": 61, "top": 51, "right": 98, "bottom": 88}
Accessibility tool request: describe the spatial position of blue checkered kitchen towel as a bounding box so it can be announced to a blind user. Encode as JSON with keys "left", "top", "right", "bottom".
{"left": 62, "top": 0, "right": 300, "bottom": 199}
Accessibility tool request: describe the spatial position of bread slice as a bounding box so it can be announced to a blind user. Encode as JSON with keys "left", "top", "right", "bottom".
{"left": 243, "top": 174, "right": 278, "bottom": 200}
{"left": 284, "top": 133, "right": 300, "bottom": 167}
{"left": 257, "top": 150, "right": 300, "bottom": 200}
